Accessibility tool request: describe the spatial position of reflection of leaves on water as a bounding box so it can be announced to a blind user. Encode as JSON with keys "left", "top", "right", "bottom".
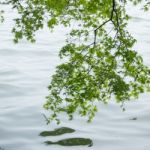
{"left": 45, "top": 138, "right": 93, "bottom": 147}
{"left": 39, "top": 127, "right": 75, "bottom": 136}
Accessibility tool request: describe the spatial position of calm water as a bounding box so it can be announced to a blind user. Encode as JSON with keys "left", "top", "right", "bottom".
{"left": 0, "top": 5, "right": 150, "bottom": 150}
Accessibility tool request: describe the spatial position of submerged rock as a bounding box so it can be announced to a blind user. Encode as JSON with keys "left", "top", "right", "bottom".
{"left": 45, "top": 138, "right": 93, "bottom": 147}
{"left": 39, "top": 127, "right": 75, "bottom": 136}
{"left": 129, "top": 117, "right": 137, "bottom": 120}
{"left": 0, "top": 147, "right": 4, "bottom": 150}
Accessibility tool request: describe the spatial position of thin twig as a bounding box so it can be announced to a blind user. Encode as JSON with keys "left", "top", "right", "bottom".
{"left": 94, "top": 0, "right": 116, "bottom": 46}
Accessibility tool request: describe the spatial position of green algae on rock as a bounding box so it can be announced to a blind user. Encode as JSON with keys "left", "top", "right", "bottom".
{"left": 39, "top": 127, "right": 75, "bottom": 136}
{"left": 45, "top": 138, "right": 93, "bottom": 147}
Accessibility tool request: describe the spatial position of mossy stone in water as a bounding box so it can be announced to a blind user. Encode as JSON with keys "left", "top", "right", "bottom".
{"left": 45, "top": 138, "right": 93, "bottom": 147}
{"left": 0, "top": 147, "right": 4, "bottom": 150}
{"left": 129, "top": 117, "right": 137, "bottom": 120}
{"left": 39, "top": 127, "right": 75, "bottom": 136}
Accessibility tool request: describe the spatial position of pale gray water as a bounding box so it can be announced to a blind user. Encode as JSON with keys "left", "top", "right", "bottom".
{"left": 0, "top": 5, "right": 150, "bottom": 150}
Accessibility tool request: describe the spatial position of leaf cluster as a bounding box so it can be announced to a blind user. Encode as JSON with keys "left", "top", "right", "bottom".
{"left": 1, "top": 0, "right": 150, "bottom": 124}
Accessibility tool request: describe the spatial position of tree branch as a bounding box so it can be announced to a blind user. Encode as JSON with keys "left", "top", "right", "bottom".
{"left": 94, "top": 0, "right": 116, "bottom": 46}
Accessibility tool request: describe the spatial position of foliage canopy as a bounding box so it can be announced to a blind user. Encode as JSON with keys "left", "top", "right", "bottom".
{"left": 0, "top": 0, "right": 150, "bottom": 124}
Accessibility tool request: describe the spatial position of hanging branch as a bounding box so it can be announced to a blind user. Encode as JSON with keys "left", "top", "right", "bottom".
{"left": 94, "top": 0, "right": 116, "bottom": 46}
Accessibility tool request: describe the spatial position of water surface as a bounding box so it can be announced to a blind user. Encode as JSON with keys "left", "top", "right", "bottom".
{"left": 0, "top": 5, "right": 150, "bottom": 150}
